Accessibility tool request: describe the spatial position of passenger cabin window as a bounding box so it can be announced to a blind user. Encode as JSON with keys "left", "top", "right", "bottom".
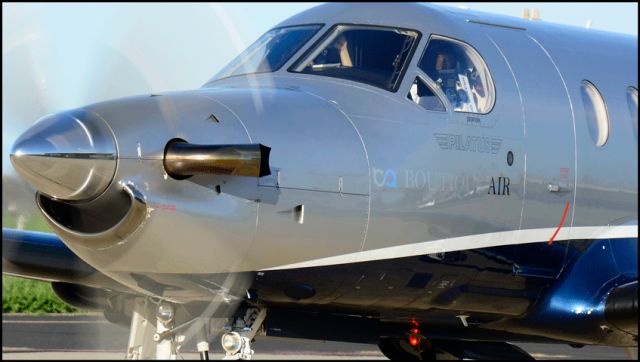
{"left": 419, "top": 36, "right": 495, "bottom": 114}
{"left": 212, "top": 24, "right": 322, "bottom": 80}
{"left": 291, "top": 25, "right": 420, "bottom": 92}
{"left": 627, "top": 87, "right": 638, "bottom": 140}
{"left": 580, "top": 80, "right": 609, "bottom": 147}
{"left": 407, "top": 77, "right": 446, "bottom": 112}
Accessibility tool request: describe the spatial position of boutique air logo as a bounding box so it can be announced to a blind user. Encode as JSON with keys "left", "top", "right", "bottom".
{"left": 372, "top": 168, "right": 398, "bottom": 189}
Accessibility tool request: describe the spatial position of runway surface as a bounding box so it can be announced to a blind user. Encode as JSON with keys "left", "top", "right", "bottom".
{"left": 2, "top": 313, "right": 636, "bottom": 360}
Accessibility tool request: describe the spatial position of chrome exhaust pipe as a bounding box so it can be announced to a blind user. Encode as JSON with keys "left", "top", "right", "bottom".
{"left": 163, "top": 139, "right": 271, "bottom": 179}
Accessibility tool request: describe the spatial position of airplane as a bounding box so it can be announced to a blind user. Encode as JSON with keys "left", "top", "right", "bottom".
{"left": 3, "top": 2, "right": 638, "bottom": 360}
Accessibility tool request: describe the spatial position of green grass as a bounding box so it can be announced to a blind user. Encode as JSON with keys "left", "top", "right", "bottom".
{"left": 3, "top": 212, "right": 52, "bottom": 232}
{"left": 2, "top": 276, "right": 78, "bottom": 314}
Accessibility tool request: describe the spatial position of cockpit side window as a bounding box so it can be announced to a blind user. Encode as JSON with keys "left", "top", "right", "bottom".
{"left": 290, "top": 25, "right": 420, "bottom": 92}
{"left": 418, "top": 36, "right": 495, "bottom": 114}
{"left": 212, "top": 24, "right": 322, "bottom": 81}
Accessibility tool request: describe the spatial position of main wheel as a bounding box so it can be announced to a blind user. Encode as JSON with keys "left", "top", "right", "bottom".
{"left": 377, "top": 337, "right": 437, "bottom": 360}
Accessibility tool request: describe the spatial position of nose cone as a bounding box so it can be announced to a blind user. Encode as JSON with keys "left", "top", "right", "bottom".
{"left": 10, "top": 110, "right": 117, "bottom": 201}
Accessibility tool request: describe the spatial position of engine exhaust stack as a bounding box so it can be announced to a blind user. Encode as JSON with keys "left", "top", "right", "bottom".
{"left": 163, "top": 140, "right": 271, "bottom": 179}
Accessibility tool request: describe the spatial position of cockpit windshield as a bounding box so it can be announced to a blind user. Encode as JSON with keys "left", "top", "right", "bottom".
{"left": 291, "top": 25, "right": 420, "bottom": 92}
{"left": 212, "top": 24, "right": 322, "bottom": 80}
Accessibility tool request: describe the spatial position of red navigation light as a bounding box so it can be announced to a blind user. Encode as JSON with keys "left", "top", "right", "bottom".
{"left": 410, "top": 328, "right": 420, "bottom": 335}
{"left": 408, "top": 335, "right": 420, "bottom": 346}
{"left": 410, "top": 318, "right": 419, "bottom": 327}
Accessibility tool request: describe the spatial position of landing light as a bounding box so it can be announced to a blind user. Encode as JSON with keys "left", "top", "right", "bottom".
{"left": 156, "top": 303, "right": 175, "bottom": 324}
{"left": 221, "top": 332, "right": 242, "bottom": 354}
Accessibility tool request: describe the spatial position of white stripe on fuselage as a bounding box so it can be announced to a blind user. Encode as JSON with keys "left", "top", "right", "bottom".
{"left": 259, "top": 225, "right": 638, "bottom": 271}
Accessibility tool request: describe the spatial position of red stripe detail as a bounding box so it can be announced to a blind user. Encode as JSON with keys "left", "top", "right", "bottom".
{"left": 549, "top": 200, "right": 571, "bottom": 245}
{"left": 154, "top": 204, "right": 177, "bottom": 212}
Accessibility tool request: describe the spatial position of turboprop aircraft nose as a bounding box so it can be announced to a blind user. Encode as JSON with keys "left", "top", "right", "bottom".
{"left": 10, "top": 110, "right": 117, "bottom": 201}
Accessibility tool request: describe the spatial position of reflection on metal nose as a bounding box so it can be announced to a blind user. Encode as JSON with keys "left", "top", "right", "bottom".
{"left": 10, "top": 110, "right": 117, "bottom": 201}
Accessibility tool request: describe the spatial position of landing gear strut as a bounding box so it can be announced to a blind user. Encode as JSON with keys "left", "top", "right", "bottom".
{"left": 123, "top": 296, "right": 265, "bottom": 360}
{"left": 125, "top": 297, "right": 212, "bottom": 360}
{"left": 126, "top": 297, "right": 186, "bottom": 359}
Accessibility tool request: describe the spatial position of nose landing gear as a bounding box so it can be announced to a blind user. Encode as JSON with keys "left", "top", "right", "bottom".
{"left": 123, "top": 295, "right": 267, "bottom": 360}
{"left": 221, "top": 307, "right": 267, "bottom": 360}
{"left": 125, "top": 297, "right": 216, "bottom": 360}
{"left": 126, "top": 298, "right": 185, "bottom": 360}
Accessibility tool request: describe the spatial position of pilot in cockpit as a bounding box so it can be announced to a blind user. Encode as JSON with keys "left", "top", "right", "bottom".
{"left": 432, "top": 49, "right": 485, "bottom": 113}
{"left": 433, "top": 52, "right": 461, "bottom": 107}
{"left": 310, "top": 33, "right": 353, "bottom": 69}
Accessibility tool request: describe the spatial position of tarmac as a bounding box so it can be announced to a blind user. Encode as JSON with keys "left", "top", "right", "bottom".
{"left": 2, "top": 313, "right": 637, "bottom": 360}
